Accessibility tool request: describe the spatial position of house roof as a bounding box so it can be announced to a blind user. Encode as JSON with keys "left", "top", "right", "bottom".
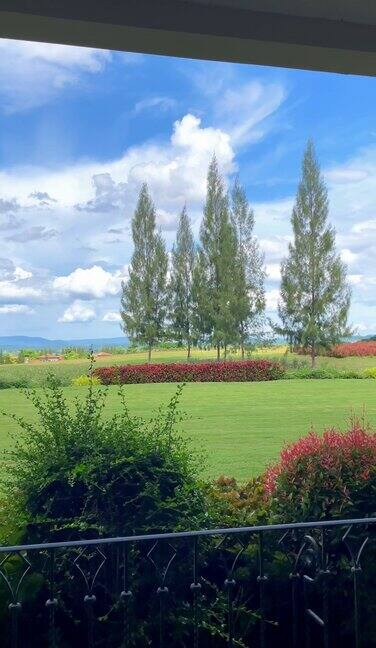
{"left": 0, "top": 1, "right": 376, "bottom": 76}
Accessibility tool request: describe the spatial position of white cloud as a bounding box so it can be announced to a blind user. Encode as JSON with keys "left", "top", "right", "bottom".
{"left": 53, "top": 265, "right": 127, "bottom": 300}
{"left": 325, "top": 168, "right": 369, "bottom": 184}
{"left": 351, "top": 219, "right": 376, "bottom": 235}
{"left": 103, "top": 311, "right": 122, "bottom": 323}
{"left": 0, "top": 39, "right": 111, "bottom": 112}
{"left": 0, "top": 304, "right": 34, "bottom": 315}
{"left": 265, "top": 289, "right": 280, "bottom": 312}
{"left": 259, "top": 235, "right": 290, "bottom": 260}
{"left": 340, "top": 248, "right": 358, "bottom": 264}
{"left": 59, "top": 300, "right": 96, "bottom": 323}
{"left": 349, "top": 274, "right": 363, "bottom": 286}
{"left": 354, "top": 322, "right": 374, "bottom": 333}
{"left": 265, "top": 263, "right": 281, "bottom": 281}
{"left": 13, "top": 266, "right": 33, "bottom": 281}
{"left": 133, "top": 96, "right": 176, "bottom": 115}
{"left": 0, "top": 282, "right": 42, "bottom": 304}
{"left": 216, "top": 81, "right": 286, "bottom": 147}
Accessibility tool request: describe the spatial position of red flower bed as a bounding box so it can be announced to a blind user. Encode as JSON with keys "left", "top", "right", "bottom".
{"left": 329, "top": 340, "right": 376, "bottom": 357}
{"left": 264, "top": 422, "right": 376, "bottom": 498}
{"left": 94, "top": 360, "right": 284, "bottom": 385}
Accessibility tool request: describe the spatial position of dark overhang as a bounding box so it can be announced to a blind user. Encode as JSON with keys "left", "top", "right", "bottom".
{"left": 0, "top": 1, "right": 375, "bottom": 76}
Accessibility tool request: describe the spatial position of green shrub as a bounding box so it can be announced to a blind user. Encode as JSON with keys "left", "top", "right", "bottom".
{"left": 208, "top": 475, "right": 269, "bottom": 526}
{"left": 364, "top": 367, "right": 376, "bottom": 379}
{"left": 1, "top": 378, "right": 207, "bottom": 540}
{"left": 71, "top": 374, "right": 101, "bottom": 386}
{"left": 0, "top": 376, "right": 214, "bottom": 645}
{"left": 0, "top": 376, "right": 30, "bottom": 389}
{"left": 285, "top": 366, "right": 363, "bottom": 379}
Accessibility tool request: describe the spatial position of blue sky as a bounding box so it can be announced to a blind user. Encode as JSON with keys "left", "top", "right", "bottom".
{"left": 0, "top": 38, "right": 375, "bottom": 339}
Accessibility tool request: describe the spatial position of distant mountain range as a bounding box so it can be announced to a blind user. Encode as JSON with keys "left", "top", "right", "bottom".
{"left": 0, "top": 336, "right": 128, "bottom": 351}
{"left": 0, "top": 334, "right": 374, "bottom": 352}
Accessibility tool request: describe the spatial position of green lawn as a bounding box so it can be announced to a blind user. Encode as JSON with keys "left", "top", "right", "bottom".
{"left": 0, "top": 347, "right": 375, "bottom": 388}
{"left": 1, "top": 379, "right": 375, "bottom": 481}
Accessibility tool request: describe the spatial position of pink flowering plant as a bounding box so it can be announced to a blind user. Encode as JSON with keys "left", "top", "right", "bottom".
{"left": 264, "top": 418, "right": 376, "bottom": 521}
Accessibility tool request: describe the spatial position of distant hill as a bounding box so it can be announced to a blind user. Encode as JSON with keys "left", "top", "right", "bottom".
{"left": 0, "top": 336, "right": 128, "bottom": 352}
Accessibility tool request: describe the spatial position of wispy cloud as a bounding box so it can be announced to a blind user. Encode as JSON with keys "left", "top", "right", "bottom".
{"left": 133, "top": 96, "right": 176, "bottom": 115}
{"left": 0, "top": 39, "right": 112, "bottom": 112}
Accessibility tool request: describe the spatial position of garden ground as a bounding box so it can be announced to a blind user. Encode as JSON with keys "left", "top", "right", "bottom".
{"left": 1, "top": 346, "right": 376, "bottom": 388}
{"left": 1, "top": 379, "right": 375, "bottom": 480}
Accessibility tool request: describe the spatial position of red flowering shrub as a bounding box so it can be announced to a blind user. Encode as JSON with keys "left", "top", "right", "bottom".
{"left": 329, "top": 340, "right": 376, "bottom": 357}
{"left": 264, "top": 420, "right": 376, "bottom": 521}
{"left": 94, "top": 359, "right": 284, "bottom": 384}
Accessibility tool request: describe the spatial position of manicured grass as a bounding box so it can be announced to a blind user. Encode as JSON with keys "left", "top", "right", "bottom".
{"left": 1, "top": 380, "right": 375, "bottom": 481}
{"left": 0, "top": 347, "right": 375, "bottom": 388}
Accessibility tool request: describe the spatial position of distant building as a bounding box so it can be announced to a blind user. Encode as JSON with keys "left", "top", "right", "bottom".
{"left": 38, "top": 354, "right": 63, "bottom": 363}
{"left": 94, "top": 352, "right": 112, "bottom": 358}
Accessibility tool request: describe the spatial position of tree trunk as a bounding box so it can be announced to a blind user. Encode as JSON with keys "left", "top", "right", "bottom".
{"left": 148, "top": 344, "right": 152, "bottom": 363}
{"left": 224, "top": 344, "right": 227, "bottom": 360}
{"left": 187, "top": 342, "right": 191, "bottom": 360}
{"left": 216, "top": 344, "right": 220, "bottom": 361}
{"left": 311, "top": 344, "right": 316, "bottom": 369}
{"left": 241, "top": 342, "right": 245, "bottom": 359}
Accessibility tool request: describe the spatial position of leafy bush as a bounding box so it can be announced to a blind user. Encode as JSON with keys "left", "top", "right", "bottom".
{"left": 329, "top": 340, "right": 376, "bottom": 357}
{"left": 209, "top": 475, "right": 269, "bottom": 526}
{"left": 0, "top": 376, "right": 30, "bottom": 389}
{"left": 71, "top": 374, "right": 101, "bottom": 386}
{"left": 364, "top": 367, "right": 376, "bottom": 379}
{"left": 1, "top": 379, "right": 206, "bottom": 541}
{"left": 94, "top": 359, "right": 285, "bottom": 384}
{"left": 264, "top": 419, "right": 376, "bottom": 521}
{"left": 0, "top": 376, "right": 216, "bottom": 645}
{"left": 285, "top": 366, "right": 363, "bottom": 379}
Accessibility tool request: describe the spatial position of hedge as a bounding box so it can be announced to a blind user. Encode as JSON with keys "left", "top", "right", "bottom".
{"left": 329, "top": 340, "right": 376, "bottom": 357}
{"left": 94, "top": 359, "right": 285, "bottom": 384}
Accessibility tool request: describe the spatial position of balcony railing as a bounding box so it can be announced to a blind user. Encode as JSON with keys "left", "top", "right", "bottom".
{"left": 0, "top": 517, "right": 375, "bottom": 647}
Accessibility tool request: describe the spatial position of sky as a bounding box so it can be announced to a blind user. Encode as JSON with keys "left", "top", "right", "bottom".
{"left": 0, "top": 38, "right": 375, "bottom": 340}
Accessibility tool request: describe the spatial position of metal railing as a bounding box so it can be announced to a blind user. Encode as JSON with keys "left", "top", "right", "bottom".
{"left": 0, "top": 517, "right": 375, "bottom": 647}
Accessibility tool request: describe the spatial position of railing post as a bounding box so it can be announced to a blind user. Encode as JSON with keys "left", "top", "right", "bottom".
{"left": 9, "top": 601, "right": 21, "bottom": 648}
{"left": 289, "top": 572, "right": 301, "bottom": 648}
{"left": 190, "top": 536, "right": 201, "bottom": 648}
{"left": 257, "top": 531, "right": 268, "bottom": 648}
{"left": 120, "top": 543, "right": 133, "bottom": 648}
{"left": 45, "top": 548, "right": 58, "bottom": 648}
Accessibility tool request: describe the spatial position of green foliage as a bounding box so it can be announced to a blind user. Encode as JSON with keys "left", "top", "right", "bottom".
{"left": 120, "top": 183, "right": 169, "bottom": 361}
{"left": 277, "top": 140, "right": 351, "bottom": 367}
{"left": 364, "top": 367, "right": 376, "bottom": 378}
{"left": 285, "top": 366, "right": 363, "bottom": 379}
{"left": 62, "top": 346, "right": 90, "bottom": 359}
{"left": 208, "top": 475, "right": 269, "bottom": 527}
{"left": 0, "top": 377, "right": 207, "bottom": 542}
{"left": 192, "top": 155, "right": 238, "bottom": 357}
{"left": 0, "top": 376, "right": 30, "bottom": 389}
{"left": 71, "top": 374, "right": 101, "bottom": 386}
{"left": 231, "top": 178, "right": 266, "bottom": 357}
{"left": 169, "top": 205, "right": 195, "bottom": 357}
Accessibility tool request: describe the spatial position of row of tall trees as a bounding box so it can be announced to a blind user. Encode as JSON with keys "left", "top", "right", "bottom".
{"left": 121, "top": 143, "right": 351, "bottom": 366}
{"left": 121, "top": 156, "right": 266, "bottom": 360}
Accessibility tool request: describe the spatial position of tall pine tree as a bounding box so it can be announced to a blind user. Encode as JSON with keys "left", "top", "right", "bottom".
{"left": 120, "top": 183, "right": 168, "bottom": 362}
{"left": 231, "top": 178, "right": 266, "bottom": 358}
{"left": 193, "top": 155, "right": 238, "bottom": 359}
{"left": 169, "top": 205, "right": 195, "bottom": 358}
{"left": 278, "top": 141, "right": 351, "bottom": 367}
